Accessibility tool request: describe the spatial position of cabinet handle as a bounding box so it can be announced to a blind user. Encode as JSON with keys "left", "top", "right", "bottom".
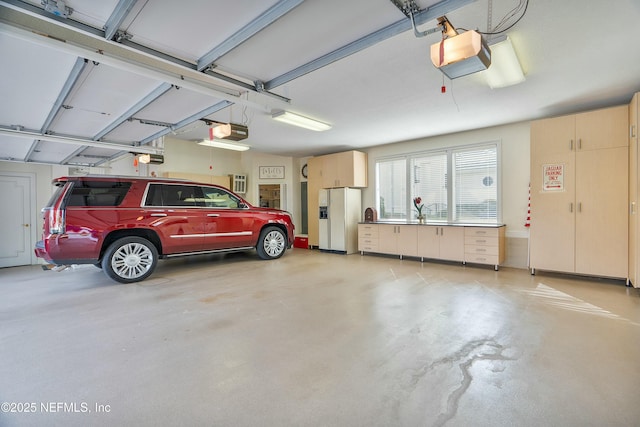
{"left": 441, "top": 227, "right": 444, "bottom": 236}
{"left": 631, "top": 125, "right": 636, "bottom": 138}
{"left": 570, "top": 139, "right": 574, "bottom": 151}
{"left": 578, "top": 138, "right": 582, "bottom": 150}
{"left": 631, "top": 202, "right": 636, "bottom": 215}
{"left": 435, "top": 228, "right": 439, "bottom": 236}
{"left": 578, "top": 202, "right": 582, "bottom": 213}
{"left": 570, "top": 203, "right": 573, "bottom": 213}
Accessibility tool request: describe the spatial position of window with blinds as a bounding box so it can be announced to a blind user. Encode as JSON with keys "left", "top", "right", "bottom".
{"left": 411, "top": 153, "right": 448, "bottom": 220}
{"left": 376, "top": 158, "right": 407, "bottom": 220}
{"left": 453, "top": 145, "right": 497, "bottom": 222}
{"left": 375, "top": 143, "right": 499, "bottom": 223}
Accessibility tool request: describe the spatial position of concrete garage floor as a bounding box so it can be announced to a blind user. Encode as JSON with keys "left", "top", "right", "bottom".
{"left": 1, "top": 249, "right": 639, "bottom": 427}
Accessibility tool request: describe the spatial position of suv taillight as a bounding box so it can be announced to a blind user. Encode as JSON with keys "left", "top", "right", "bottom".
{"left": 49, "top": 208, "right": 66, "bottom": 234}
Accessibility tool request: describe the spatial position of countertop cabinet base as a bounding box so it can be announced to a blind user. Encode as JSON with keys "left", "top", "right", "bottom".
{"left": 358, "top": 223, "right": 505, "bottom": 270}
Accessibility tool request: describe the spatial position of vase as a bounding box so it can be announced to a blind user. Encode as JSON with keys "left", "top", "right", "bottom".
{"left": 417, "top": 215, "right": 425, "bottom": 224}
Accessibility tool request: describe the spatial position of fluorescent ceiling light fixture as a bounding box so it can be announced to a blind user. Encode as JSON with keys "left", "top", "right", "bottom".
{"left": 198, "top": 139, "right": 250, "bottom": 151}
{"left": 272, "top": 110, "right": 331, "bottom": 131}
{"left": 483, "top": 36, "right": 525, "bottom": 89}
{"left": 430, "top": 30, "right": 491, "bottom": 79}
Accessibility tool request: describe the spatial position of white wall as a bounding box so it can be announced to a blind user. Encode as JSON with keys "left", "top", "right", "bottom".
{"left": 361, "top": 121, "right": 531, "bottom": 268}
{"left": 162, "top": 136, "right": 243, "bottom": 177}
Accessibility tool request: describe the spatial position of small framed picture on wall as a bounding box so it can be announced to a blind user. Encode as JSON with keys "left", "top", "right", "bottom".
{"left": 259, "top": 166, "right": 285, "bottom": 179}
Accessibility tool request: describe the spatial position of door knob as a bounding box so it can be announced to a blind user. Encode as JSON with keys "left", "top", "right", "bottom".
{"left": 23, "top": 224, "right": 29, "bottom": 227}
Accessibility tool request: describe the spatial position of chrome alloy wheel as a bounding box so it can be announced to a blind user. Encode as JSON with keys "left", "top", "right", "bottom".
{"left": 111, "top": 242, "right": 154, "bottom": 280}
{"left": 263, "top": 229, "right": 285, "bottom": 257}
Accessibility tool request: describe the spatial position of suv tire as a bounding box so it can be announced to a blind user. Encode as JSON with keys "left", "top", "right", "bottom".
{"left": 102, "top": 236, "right": 158, "bottom": 283}
{"left": 256, "top": 226, "right": 286, "bottom": 260}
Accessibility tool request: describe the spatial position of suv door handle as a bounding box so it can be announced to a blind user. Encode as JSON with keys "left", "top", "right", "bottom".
{"left": 207, "top": 214, "right": 220, "bottom": 217}
{"left": 150, "top": 213, "right": 167, "bottom": 217}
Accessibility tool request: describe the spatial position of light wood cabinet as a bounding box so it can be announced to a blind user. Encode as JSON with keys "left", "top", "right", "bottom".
{"left": 530, "top": 105, "right": 629, "bottom": 279}
{"left": 358, "top": 223, "right": 379, "bottom": 252}
{"left": 629, "top": 93, "right": 640, "bottom": 288}
{"left": 307, "top": 150, "right": 367, "bottom": 247}
{"left": 307, "top": 156, "right": 323, "bottom": 247}
{"left": 417, "top": 225, "right": 464, "bottom": 262}
{"left": 377, "top": 224, "right": 418, "bottom": 257}
{"left": 464, "top": 227, "right": 505, "bottom": 270}
{"left": 359, "top": 223, "right": 503, "bottom": 269}
{"left": 321, "top": 150, "right": 368, "bottom": 188}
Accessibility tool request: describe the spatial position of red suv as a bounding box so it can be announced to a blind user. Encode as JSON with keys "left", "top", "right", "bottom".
{"left": 35, "top": 176, "right": 295, "bottom": 283}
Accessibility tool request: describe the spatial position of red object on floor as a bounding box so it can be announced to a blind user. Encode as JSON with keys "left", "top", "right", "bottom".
{"left": 293, "top": 236, "right": 308, "bottom": 249}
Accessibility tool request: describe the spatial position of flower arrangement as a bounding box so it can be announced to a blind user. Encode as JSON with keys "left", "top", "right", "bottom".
{"left": 414, "top": 197, "right": 425, "bottom": 222}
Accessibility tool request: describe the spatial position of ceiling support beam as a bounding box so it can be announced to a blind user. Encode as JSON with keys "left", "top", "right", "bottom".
{"left": 20, "top": 57, "right": 88, "bottom": 162}
{"left": 0, "top": 2, "right": 291, "bottom": 108}
{"left": 0, "top": 126, "right": 161, "bottom": 154}
{"left": 264, "top": 0, "right": 476, "bottom": 90}
{"left": 40, "top": 57, "right": 88, "bottom": 133}
{"left": 104, "top": 0, "right": 137, "bottom": 41}
{"left": 139, "top": 100, "right": 233, "bottom": 146}
{"left": 97, "top": 100, "right": 233, "bottom": 166}
{"left": 197, "top": 0, "right": 305, "bottom": 71}
{"left": 93, "top": 82, "right": 174, "bottom": 141}
{"left": 60, "top": 146, "right": 89, "bottom": 165}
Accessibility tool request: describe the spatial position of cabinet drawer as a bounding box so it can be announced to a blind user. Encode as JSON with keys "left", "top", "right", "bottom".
{"left": 465, "top": 245, "right": 499, "bottom": 256}
{"left": 358, "top": 238, "right": 379, "bottom": 251}
{"left": 465, "top": 236, "right": 499, "bottom": 246}
{"left": 464, "top": 227, "right": 499, "bottom": 238}
{"left": 358, "top": 224, "right": 379, "bottom": 238}
{"left": 465, "top": 254, "right": 500, "bottom": 265}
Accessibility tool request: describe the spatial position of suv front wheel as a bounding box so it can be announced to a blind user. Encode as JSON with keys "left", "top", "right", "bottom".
{"left": 256, "top": 226, "right": 287, "bottom": 260}
{"left": 102, "top": 236, "right": 158, "bottom": 283}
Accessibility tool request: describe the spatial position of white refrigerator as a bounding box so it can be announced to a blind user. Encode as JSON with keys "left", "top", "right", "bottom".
{"left": 319, "top": 188, "right": 361, "bottom": 254}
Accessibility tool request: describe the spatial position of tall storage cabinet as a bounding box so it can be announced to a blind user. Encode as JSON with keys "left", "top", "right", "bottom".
{"left": 629, "top": 93, "right": 639, "bottom": 288}
{"left": 307, "top": 150, "right": 367, "bottom": 247}
{"left": 530, "top": 105, "right": 629, "bottom": 279}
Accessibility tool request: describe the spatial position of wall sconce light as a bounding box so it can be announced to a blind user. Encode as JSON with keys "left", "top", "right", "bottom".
{"left": 197, "top": 139, "right": 250, "bottom": 151}
{"left": 271, "top": 110, "right": 331, "bottom": 131}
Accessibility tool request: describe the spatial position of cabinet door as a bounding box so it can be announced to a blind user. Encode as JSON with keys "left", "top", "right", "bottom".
{"left": 439, "top": 226, "right": 465, "bottom": 261}
{"left": 530, "top": 116, "right": 576, "bottom": 273}
{"left": 378, "top": 224, "right": 398, "bottom": 254}
{"left": 307, "top": 157, "right": 323, "bottom": 247}
{"left": 630, "top": 93, "right": 639, "bottom": 286}
{"left": 575, "top": 147, "right": 628, "bottom": 278}
{"left": 530, "top": 115, "right": 575, "bottom": 159}
{"left": 576, "top": 105, "right": 629, "bottom": 150}
{"left": 417, "top": 226, "right": 440, "bottom": 258}
{"left": 321, "top": 151, "right": 367, "bottom": 188}
{"left": 396, "top": 225, "right": 418, "bottom": 257}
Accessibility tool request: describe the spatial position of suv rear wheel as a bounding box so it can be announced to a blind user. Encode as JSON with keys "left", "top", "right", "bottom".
{"left": 256, "top": 226, "right": 286, "bottom": 260}
{"left": 102, "top": 236, "right": 158, "bottom": 283}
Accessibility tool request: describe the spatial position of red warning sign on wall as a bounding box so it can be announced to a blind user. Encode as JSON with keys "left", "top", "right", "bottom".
{"left": 543, "top": 164, "right": 564, "bottom": 191}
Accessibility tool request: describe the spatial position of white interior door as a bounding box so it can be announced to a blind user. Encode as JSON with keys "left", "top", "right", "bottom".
{"left": 0, "top": 173, "right": 35, "bottom": 267}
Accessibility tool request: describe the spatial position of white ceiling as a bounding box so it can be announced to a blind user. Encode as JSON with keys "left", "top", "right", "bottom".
{"left": 1, "top": 0, "right": 639, "bottom": 166}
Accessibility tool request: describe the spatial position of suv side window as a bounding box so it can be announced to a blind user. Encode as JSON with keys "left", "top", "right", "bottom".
{"left": 144, "top": 184, "right": 203, "bottom": 207}
{"left": 201, "top": 186, "right": 242, "bottom": 208}
{"left": 67, "top": 181, "right": 131, "bottom": 206}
